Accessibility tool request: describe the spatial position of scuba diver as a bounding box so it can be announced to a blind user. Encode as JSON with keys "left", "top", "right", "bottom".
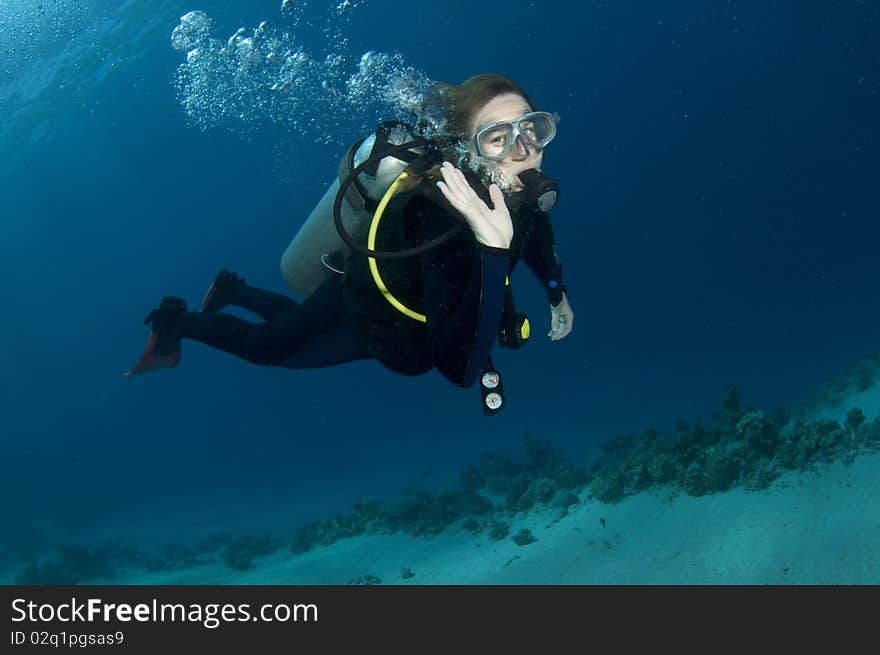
{"left": 125, "top": 73, "right": 574, "bottom": 414}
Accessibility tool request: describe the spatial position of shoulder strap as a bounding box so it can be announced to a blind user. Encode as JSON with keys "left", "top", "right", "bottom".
{"left": 337, "top": 122, "right": 424, "bottom": 214}
{"left": 366, "top": 121, "right": 422, "bottom": 174}
{"left": 337, "top": 137, "right": 372, "bottom": 213}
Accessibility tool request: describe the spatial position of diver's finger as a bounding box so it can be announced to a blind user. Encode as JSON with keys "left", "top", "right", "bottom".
{"left": 488, "top": 183, "right": 506, "bottom": 212}
{"left": 443, "top": 162, "right": 476, "bottom": 199}
{"left": 437, "top": 180, "right": 469, "bottom": 213}
{"left": 439, "top": 165, "right": 466, "bottom": 201}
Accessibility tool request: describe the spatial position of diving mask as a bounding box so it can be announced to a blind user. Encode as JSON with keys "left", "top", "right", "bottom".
{"left": 473, "top": 111, "right": 558, "bottom": 161}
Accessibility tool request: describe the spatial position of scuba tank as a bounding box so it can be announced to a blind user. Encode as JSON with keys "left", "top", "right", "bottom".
{"left": 280, "top": 122, "right": 422, "bottom": 296}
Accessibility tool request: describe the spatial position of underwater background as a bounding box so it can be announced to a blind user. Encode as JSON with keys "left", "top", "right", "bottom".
{"left": 1, "top": 0, "right": 878, "bottom": 583}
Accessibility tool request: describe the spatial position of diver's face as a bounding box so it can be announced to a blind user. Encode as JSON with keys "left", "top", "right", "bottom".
{"left": 469, "top": 92, "right": 544, "bottom": 191}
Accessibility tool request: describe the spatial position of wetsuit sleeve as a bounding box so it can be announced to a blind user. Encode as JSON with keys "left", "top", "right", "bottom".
{"left": 415, "top": 201, "right": 509, "bottom": 388}
{"left": 522, "top": 210, "right": 567, "bottom": 306}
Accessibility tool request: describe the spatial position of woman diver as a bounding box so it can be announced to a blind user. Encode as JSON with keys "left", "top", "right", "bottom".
{"left": 125, "top": 73, "right": 574, "bottom": 412}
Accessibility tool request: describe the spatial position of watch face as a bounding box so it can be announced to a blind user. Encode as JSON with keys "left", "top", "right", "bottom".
{"left": 484, "top": 392, "right": 503, "bottom": 410}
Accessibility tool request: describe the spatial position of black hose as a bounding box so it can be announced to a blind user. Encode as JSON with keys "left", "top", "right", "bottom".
{"left": 332, "top": 140, "right": 465, "bottom": 259}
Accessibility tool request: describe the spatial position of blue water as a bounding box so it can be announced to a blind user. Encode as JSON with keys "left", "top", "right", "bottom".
{"left": 1, "top": 0, "right": 877, "bottom": 581}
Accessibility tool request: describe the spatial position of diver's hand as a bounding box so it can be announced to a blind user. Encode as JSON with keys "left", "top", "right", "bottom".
{"left": 548, "top": 292, "right": 573, "bottom": 341}
{"left": 436, "top": 161, "right": 513, "bottom": 249}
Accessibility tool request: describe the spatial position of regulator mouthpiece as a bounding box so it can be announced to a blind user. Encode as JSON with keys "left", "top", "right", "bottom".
{"left": 518, "top": 168, "right": 559, "bottom": 212}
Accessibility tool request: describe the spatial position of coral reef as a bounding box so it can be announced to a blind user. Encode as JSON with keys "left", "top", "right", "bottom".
{"left": 221, "top": 534, "right": 282, "bottom": 571}
{"left": 289, "top": 489, "right": 496, "bottom": 555}
{"left": 13, "top": 536, "right": 224, "bottom": 585}
{"left": 571, "top": 381, "right": 880, "bottom": 505}
{"left": 278, "top": 384, "right": 880, "bottom": 558}
{"left": 512, "top": 529, "right": 537, "bottom": 546}
{"left": 15, "top": 361, "right": 879, "bottom": 583}
{"left": 286, "top": 438, "right": 589, "bottom": 555}
{"left": 487, "top": 520, "right": 510, "bottom": 541}
{"left": 798, "top": 353, "right": 880, "bottom": 413}
{"left": 590, "top": 469, "right": 626, "bottom": 503}
{"left": 15, "top": 543, "right": 116, "bottom": 585}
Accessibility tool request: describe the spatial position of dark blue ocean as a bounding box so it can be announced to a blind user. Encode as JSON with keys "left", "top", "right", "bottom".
{"left": 1, "top": 0, "right": 877, "bottom": 583}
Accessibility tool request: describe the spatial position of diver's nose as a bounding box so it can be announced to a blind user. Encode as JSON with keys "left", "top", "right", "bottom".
{"left": 511, "top": 135, "right": 531, "bottom": 160}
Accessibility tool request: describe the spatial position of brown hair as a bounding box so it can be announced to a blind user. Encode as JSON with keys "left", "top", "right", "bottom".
{"left": 434, "top": 73, "right": 537, "bottom": 140}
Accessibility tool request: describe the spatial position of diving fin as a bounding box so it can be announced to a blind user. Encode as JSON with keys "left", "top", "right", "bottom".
{"left": 123, "top": 330, "right": 181, "bottom": 378}
{"left": 200, "top": 269, "right": 244, "bottom": 313}
{"left": 123, "top": 297, "right": 186, "bottom": 378}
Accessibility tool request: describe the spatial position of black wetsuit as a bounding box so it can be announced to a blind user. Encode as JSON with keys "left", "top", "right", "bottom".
{"left": 172, "top": 173, "right": 564, "bottom": 388}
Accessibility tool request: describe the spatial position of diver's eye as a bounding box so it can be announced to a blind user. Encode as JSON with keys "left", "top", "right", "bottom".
{"left": 491, "top": 135, "right": 507, "bottom": 146}
{"left": 521, "top": 123, "right": 537, "bottom": 139}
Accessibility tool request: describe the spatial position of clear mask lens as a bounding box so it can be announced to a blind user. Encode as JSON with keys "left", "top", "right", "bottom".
{"left": 475, "top": 112, "right": 557, "bottom": 161}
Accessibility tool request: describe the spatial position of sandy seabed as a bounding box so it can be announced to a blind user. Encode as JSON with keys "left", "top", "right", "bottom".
{"left": 110, "top": 447, "right": 878, "bottom": 585}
